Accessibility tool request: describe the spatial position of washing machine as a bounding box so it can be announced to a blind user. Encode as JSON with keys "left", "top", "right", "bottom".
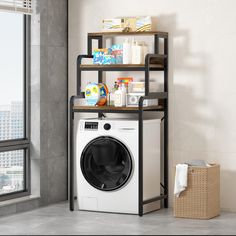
{"left": 76, "top": 118, "right": 161, "bottom": 214}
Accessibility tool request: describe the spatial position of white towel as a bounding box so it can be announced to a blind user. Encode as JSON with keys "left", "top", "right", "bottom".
{"left": 174, "top": 164, "right": 188, "bottom": 197}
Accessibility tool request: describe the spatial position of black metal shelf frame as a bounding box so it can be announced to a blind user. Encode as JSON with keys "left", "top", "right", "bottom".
{"left": 69, "top": 32, "right": 169, "bottom": 217}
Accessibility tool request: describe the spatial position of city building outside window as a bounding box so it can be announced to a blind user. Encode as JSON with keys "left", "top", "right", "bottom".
{"left": 0, "top": 12, "right": 30, "bottom": 201}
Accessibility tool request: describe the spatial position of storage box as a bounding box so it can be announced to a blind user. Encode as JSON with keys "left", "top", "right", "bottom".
{"left": 111, "top": 44, "right": 123, "bottom": 64}
{"left": 102, "top": 18, "right": 124, "bottom": 32}
{"left": 93, "top": 46, "right": 123, "bottom": 65}
{"left": 174, "top": 164, "right": 220, "bottom": 219}
{"left": 128, "top": 81, "right": 159, "bottom": 94}
{"left": 102, "top": 16, "right": 152, "bottom": 32}
{"left": 125, "top": 16, "right": 152, "bottom": 32}
{"left": 126, "top": 93, "right": 158, "bottom": 107}
{"left": 93, "top": 48, "right": 115, "bottom": 65}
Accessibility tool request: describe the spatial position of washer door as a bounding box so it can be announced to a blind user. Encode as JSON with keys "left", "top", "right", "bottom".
{"left": 81, "top": 136, "right": 132, "bottom": 191}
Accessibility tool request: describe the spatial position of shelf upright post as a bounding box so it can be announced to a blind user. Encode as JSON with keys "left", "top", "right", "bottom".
{"left": 97, "top": 36, "right": 103, "bottom": 118}
{"left": 154, "top": 33, "right": 162, "bottom": 206}
{"left": 144, "top": 55, "right": 150, "bottom": 96}
{"left": 164, "top": 36, "right": 169, "bottom": 208}
{"left": 69, "top": 96, "right": 75, "bottom": 211}
{"left": 138, "top": 97, "right": 144, "bottom": 217}
{"left": 77, "top": 56, "right": 82, "bottom": 96}
{"left": 87, "top": 34, "right": 104, "bottom": 118}
{"left": 97, "top": 36, "right": 103, "bottom": 84}
{"left": 87, "top": 35, "right": 93, "bottom": 56}
{"left": 154, "top": 34, "right": 159, "bottom": 54}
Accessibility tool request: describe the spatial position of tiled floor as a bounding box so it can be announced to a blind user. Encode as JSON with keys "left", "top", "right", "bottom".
{"left": 0, "top": 202, "right": 235, "bottom": 235}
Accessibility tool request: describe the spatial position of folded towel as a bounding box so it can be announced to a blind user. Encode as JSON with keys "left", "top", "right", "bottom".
{"left": 174, "top": 164, "right": 188, "bottom": 197}
{"left": 185, "top": 159, "right": 209, "bottom": 167}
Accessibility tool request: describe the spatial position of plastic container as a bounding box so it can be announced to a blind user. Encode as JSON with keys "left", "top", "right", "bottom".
{"left": 131, "top": 40, "right": 142, "bottom": 64}
{"left": 123, "top": 38, "right": 131, "bottom": 64}
{"left": 85, "top": 83, "right": 100, "bottom": 106}
{"left": 114, "top": 85, "right": 126, "bottom": 107}
{"left": 109, "top": 82, "right": 119, "bottom": 106}
{"left": 97, "top": 83, "right": 109, "bottom": 106}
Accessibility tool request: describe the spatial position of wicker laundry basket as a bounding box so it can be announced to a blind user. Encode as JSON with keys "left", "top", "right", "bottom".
{"left": 174, "top": 164, "right": 220, "bottom": 219}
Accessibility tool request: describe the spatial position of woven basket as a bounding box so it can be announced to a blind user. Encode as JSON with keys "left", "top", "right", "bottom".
{"left": 174, "top": 164, "right": 220, "bottom": 219}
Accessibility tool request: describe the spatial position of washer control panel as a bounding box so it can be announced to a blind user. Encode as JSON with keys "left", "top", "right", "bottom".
{"left": 84, "top": 122, "right": 98, "bottom": 130}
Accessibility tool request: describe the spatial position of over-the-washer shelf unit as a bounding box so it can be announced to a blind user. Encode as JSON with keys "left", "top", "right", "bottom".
{"left": 69, "top": 31, "right": 169, "bottom": 217}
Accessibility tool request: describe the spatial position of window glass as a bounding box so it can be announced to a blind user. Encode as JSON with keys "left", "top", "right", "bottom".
{"left": 0, "top": 150, "right": 24, "bottom": 195}
{"left": 0, "top": 12, "right": 24, "bottom": 141}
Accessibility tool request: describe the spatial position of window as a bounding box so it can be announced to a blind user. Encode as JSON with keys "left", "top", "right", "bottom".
{"left": 0, "top": 12, "right": 30, "bottom": 200}
{"left": 0, "top": 150, "right": 24, "bottom": 195}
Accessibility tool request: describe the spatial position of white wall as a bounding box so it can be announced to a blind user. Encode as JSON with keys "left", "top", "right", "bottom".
{"left": 69, "top": 0, "right": 236, "bottom": 211}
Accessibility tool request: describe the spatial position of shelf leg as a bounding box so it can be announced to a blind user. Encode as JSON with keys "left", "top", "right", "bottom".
{"left": 98, "top": 36, "right": 104, "bottom": 118}
{"left": 69, "top": 97, "right": 75, "bottom": 211}
{"left": 164, "top": 107, "right": 168, "bottom": 208}
{"left": 138, "top": 100, "right": 144, "bottom": 216}
{"left": 164, "top": 37, "right": 169, "bottom": 208}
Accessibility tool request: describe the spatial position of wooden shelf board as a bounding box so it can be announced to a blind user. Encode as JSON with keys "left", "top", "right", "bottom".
{"left": 73, "top": 105, "right": 164, "bottom": 112}
{"left": 88, "top": 31, "right": 168, "bottom": 38}
{"left": 79, "top": 63, "right": 164, "bottom": 71}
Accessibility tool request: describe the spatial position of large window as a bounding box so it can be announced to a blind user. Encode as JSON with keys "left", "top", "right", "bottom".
{"left": 0, "top": 12, "right": 30, "bottom": 200}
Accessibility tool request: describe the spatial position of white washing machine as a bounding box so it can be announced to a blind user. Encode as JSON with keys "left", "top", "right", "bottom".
{"left": 76, "top": 118, "right": 161, "bottom": 215}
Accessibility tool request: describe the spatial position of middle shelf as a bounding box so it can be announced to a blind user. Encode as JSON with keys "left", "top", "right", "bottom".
{"left": 78, "top": 53, "right": 167, "bottom": 72}
{"left": 79, "top": 63, "right": 165, "bottom": 71}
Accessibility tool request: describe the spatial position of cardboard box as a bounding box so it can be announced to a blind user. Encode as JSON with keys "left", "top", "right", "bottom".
{"left": 174, "top": 164, "right": 220, "bottom": 219}
{"left": 125, "top": 16, "right": 152, "bottom": 32}
{"left": 102, "top": 16, "right": 152, "bottom": 32}
{"left": 102, "top": 18, "right": 124, "bottom": 32}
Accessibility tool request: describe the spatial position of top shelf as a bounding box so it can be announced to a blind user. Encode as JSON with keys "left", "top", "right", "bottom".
{"left": 88, "top": 31, "right": 168, "bottom": 38}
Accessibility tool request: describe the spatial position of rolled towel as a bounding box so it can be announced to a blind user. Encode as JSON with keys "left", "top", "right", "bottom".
{"left": 174, "top": 164, "right": 188, "bottom": 197}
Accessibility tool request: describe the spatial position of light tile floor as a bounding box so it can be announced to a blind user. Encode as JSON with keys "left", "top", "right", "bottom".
{"left": 0, "top": 202, "right": 235, "bottom": 235}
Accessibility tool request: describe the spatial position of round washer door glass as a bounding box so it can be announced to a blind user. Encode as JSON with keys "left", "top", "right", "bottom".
{"left": 81, "top": 136, "right": 132, "bottom": 191}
